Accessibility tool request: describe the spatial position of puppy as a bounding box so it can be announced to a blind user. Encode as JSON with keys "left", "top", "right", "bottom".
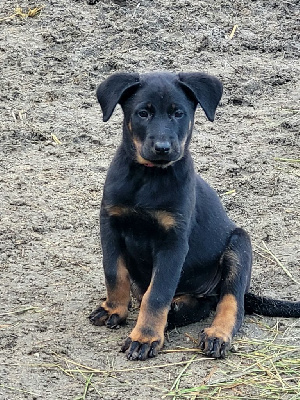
{"left": 89, "top": 72, "right": 300, "bottom": 361}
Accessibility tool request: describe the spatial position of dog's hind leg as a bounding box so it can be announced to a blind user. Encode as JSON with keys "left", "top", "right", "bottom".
{"left": 199, "top": 228, "right": 252, "bottom": 358}
{"left": 167, "top": 294, "right": 218, "bottom": 329}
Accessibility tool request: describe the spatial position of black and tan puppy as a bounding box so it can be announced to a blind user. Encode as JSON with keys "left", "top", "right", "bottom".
{"left": 89, "top": 72, "right": 300, "bottom": 361}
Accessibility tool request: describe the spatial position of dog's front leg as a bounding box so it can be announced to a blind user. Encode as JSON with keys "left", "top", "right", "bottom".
{"left": 89, "top": 215, "right": 131, "bottom": 329}
{"left": 122, "top": 240, "right": 188, "bottom": 361}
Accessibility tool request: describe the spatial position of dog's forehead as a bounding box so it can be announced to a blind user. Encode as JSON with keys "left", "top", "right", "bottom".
{"left": 140, "top": 72, "right": 176, "bottom": 84}
{"left": 138, "top": 72, "right": 185, "bottom": 102}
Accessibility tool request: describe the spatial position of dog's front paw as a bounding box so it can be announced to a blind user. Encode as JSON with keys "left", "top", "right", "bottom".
{"left": 121, "top": 323, "right": 165, "bottom": 361}
{"left": 89, "top": 306, "right": 109, "bottom": 326}
{"left": 89, "top": 304, "right": 127, "bottom": 329}
{"left": 198, "top": 327, "right": 231, "bottom": 358}
{"left": 121, "top": 336, "right": 162, "bottom": 361}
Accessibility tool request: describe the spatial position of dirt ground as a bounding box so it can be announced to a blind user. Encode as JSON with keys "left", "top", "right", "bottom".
{"left": 0, "top": 0, "right": 299, "bottom": 399}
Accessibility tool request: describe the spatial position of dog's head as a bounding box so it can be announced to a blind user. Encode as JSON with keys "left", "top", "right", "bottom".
{"left": 96, "top": 72, "right": 222, "bottom": 168}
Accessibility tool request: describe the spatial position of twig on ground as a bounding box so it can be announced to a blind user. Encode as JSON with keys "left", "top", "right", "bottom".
{"left": 229, "top": 25, "right": 238, "bottom": 39}
{"left": 254, "top": 242, "right": 300, "bottom": 285}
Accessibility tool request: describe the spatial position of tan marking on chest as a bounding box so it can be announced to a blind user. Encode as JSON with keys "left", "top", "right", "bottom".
{"left": 106, "top": 206, "right": 176, "bottom": 231}
{"left": 105, "top": 205, "right": 131, "bottom": 217}
{"left": 152, "top": 210, "right": 176, "bottom": 230}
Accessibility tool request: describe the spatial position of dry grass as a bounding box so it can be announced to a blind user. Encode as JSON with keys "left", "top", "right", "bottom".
{"left": 0, "top": 6, "right": 44, "bottom": 22}
{"left": 4, "top": 329, "right": 297, "bottom": 399}
{"left": 274, "top": 158, "right": 300, "bottom": 163}
{"left": 254, "top": 242, "right": 300, "bottom": 285}
{"left": 163, "top": 337, "right": 300, "bottom": 399}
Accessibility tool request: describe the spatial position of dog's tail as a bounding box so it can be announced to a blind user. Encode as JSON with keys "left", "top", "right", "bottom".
{"left": 244, "top": 292, "right": 300, "bottom": 318}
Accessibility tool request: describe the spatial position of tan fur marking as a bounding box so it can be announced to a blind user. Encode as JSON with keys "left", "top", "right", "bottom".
{"left": 204, "top": 294, "right": 238, "bottom": 341}
{"left": 133, "top": 136, "right": 142, "bottom": 151}
{"left": 180, "top": 135, "right": 188, "bottom": 156}
{"left": 172, "top": 294, "right": 195, "bottom": 307}
{"left": 136, "top": 153, "right": 151, "bottom": 166}
{"left": 153, "top": 210, "right": 176, "bottom": 230}
{"left": 128, "top": 120, "right": 132, "bottom": 132}
{"left": 102, "top": 257, "right": 131, "bottom": 320}
{"left": 133, "top": 137, "right": 174, "bottom": 168}
{"left": 203, "top": 326, "right": 231, "bottom": 343}
{"left": 106, "top": 206, "right": 176, "bottom": 231}
{"left": 133, "top": 137, "right": 149, "bottom": 165}
{"left": 129, "top": 280, "right": 168, "bottom": 346}
{"left": 105, "top": 205, "right": 130, "bottom": 217}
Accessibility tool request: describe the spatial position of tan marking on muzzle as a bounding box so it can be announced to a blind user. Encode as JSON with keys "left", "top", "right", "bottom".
{"left": 133, "top": 137, "right": 156, "bottom": 166}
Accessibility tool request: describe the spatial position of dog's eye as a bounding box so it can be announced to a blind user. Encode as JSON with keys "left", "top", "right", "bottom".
{"left": 174, "top": 110, "right": 184, "bottom": 118}
{"left": 138, "top": 110, "right": 149, "bottom": 118}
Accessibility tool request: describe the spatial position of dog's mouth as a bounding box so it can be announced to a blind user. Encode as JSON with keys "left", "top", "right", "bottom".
{"left": 141, "top": 156, "right": 180, "bottom": 168}
{"left": 140, "top": 149, "right": 181, "bottom": 167}
{"left": 143, "top": 159, "right": 172, "bottom": 168}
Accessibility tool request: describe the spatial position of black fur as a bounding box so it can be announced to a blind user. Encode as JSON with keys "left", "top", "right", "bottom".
{"left": 90, "top": 72, "right": 300, "bottom": 361}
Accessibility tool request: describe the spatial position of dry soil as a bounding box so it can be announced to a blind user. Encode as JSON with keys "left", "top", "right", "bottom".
{"left": 0, "top": 1, "right": 299, "bottom": 399}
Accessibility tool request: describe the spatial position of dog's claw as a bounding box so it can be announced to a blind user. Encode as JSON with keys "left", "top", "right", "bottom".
{"left": 89, "top": 306, "right": 109, "bottom": 326}
{"left": 198, "top": 330, "right": 230, "bottom": 358}
{"left": 106, "top": 313, "right": 122, "bottom": 329}
{"left": 89, "top": 306, "right": 124, "bottom": 328}
{"left": 121, "top": 337, "right": 132, "bottom": 353}
{"left": 121, "top": 337, "right": 160, "bottom": 361}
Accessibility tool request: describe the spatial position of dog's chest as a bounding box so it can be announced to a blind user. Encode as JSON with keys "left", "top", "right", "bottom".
{"left": 105, "top": 205, "right": 176, "bottom": 266}
{"left": 105, "top": 205, "right": 177, "bottom": 234}
{"left": 105, "top": 158, "right": 188, "bottom": 211}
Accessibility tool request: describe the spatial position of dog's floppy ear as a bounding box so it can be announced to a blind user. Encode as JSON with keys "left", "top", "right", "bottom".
{"left": 178, "top": 73, "right": 223, "bottom": 122}
{"left": 96, "top": 73, "right": 140, "bottom": 122}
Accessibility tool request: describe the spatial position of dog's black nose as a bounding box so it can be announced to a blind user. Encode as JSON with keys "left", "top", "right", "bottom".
{"left": 154, "top": 141, "right": 171, "bottom": 155}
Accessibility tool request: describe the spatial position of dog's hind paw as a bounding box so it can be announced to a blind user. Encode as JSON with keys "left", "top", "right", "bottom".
{"left": 198, "top": 328, "right": 231, "bottom": 358}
